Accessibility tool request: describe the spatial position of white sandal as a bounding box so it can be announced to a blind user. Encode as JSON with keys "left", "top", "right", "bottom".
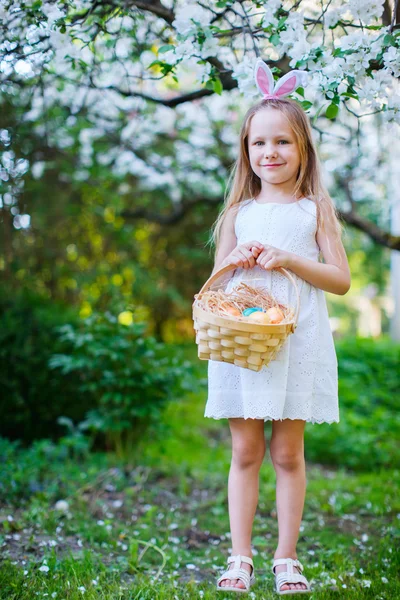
{"left": 272, "top": 558, "right": 312, "bottom": 595}
{"left": 216, "top": 554, "right": 256, "bottom": 593}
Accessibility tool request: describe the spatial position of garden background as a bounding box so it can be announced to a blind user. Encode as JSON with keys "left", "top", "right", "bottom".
{"left": 1, "top": 0, "right": 399, "bottom": 598}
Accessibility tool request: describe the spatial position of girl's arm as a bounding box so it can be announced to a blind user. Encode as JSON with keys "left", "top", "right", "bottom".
{"left": 287, "top": 203, "right": 351, "bottom": 295}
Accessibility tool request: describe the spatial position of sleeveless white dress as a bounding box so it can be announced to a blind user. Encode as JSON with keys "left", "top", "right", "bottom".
{"left": 204, "top": 197, "right": 339, "bottom": 424}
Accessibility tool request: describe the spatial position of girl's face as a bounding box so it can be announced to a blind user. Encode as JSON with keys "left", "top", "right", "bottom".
{"left": 247, "top": 108, "right": 301, "bottom": 191}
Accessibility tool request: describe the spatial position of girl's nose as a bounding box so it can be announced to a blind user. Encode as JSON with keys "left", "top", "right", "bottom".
{"left": 264, "top": 148, "right": 278, "bottom": 159}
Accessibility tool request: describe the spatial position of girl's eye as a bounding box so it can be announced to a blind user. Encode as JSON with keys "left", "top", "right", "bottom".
{"left": 255, "top": 140, "right": 289, "bottom": 146}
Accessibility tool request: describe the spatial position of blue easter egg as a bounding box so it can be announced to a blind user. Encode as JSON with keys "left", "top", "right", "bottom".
{"left": 242, "top": 307, "right": 264, "bottom": 317}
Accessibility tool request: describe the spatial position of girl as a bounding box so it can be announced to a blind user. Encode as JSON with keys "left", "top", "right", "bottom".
{"left": 204, "top": 60, "right": 351, "bottom": 595}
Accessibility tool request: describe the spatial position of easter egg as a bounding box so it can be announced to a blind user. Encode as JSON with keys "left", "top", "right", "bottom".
{"left": 242, "top": 307, "right": 264, "bottom": 317}
{"left": 223, "top": 306, "right": 242, "bottom": 317}
{"left": 265, "top": 307, "right": 284, "bottom": 324}
{"left": 247, "top": 311, "right": 271, "bottom": 324}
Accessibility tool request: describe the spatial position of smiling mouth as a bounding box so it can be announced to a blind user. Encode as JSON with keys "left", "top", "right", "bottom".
{"left": 262, "top": 164, "right": 284, "bottom": 167}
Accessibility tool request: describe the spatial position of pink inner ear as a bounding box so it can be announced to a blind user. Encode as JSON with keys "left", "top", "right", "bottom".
{"left": 256, "top": 67, "right": 272, "bottom": 94}
{"left": 275, "top": 75, "right": 297, "bottom": 96}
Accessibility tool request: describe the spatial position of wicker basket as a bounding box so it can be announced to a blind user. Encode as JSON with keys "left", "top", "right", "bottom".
{"left": 192, "top": 263, "right": 300, "bottom": 372}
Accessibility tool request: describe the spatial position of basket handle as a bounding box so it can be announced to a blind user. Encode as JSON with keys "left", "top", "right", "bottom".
{"left": 195, "top": 263, "right": 301, "bottom": 331}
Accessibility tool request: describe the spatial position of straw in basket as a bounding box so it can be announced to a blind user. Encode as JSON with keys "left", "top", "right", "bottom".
{"left": 192, "top": 263, "right": 300, "bottom": 372}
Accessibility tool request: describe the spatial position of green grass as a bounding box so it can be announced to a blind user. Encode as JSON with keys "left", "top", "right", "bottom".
{"left": 1, "top": 343, "right": 399, "bottom": 598}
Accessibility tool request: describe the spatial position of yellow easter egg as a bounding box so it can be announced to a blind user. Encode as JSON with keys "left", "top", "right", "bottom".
{"left": 247, "top": 311, "right": 271, "bottom": 324}
{"left": 265, "top": 307, "right": 284, "bottom": 324}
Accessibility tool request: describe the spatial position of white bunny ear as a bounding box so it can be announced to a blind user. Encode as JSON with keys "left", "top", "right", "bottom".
{"left": 254, "top": 59, "right": 275, "bottom": 97}
{"left": 272, "top": 70, "right": 304, "bottom": 98}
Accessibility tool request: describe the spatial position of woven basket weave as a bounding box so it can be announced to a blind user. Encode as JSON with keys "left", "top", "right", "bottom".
{"left": 192, "top": 263, "right": 300, "bottom": 372}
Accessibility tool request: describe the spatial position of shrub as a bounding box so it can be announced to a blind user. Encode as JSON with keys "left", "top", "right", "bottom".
{"left": 49, "top": 311, "right": 197, "bottom": 458}
{"left": 0, "top": 290, "right": 91, "bottom": 442}
{"left": 304, "top": 336, "right": 400, "bottom": 471}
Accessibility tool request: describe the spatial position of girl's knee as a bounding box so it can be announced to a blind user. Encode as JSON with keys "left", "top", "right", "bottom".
{"left": 232, "top": 440, "right": 266, "bottom": 469}
{"left": 270, "top": 447, "right": 304, "bottom": 471}
{"left": 229, "top": 418, "right": 266, "bottom": 468}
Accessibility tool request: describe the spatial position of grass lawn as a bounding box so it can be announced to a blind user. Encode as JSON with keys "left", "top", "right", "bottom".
{"left": 1, "top": 346, "right": 399, "bottom": 599}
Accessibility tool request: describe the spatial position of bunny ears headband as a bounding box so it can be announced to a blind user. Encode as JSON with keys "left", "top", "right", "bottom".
{"left": 254, "top": 58, "right": 308, "bottom": 100}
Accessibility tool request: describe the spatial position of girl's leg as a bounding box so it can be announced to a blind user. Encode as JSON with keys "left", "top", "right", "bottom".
{"left": 270, "top": 419, "right": 307, "bottom": 592}
{"left": 218, "top": 417, "right": 266, "bottom": 589}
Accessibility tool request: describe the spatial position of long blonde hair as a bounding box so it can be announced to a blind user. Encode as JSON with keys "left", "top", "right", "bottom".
{"left": 207, "top": 98, "right": 344, "bottom": 266}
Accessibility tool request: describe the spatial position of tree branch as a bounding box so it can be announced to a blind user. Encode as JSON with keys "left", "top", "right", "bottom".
{"left": 120, "top": 195, "right": 400, "bottom": 249}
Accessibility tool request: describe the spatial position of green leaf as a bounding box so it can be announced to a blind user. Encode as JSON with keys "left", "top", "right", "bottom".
{"left": 205, "top": 79, "right": 215, "bottom": 91}
{"left": 212, "top": 27, "right": 234, "bottom": 35}
{"left": 158, "top": 44, "right": 175, "bottom": 54}
{"left": 277, "top": 16, "right": 288, "bottom": 29}
{"left": 212, "top": 77, "right": 223, "bottom": 95}
{"left": 342, "top": 91, "right": 358, "bottom": 100}
{"left": 312, "top": 103, "right": 328, "bottom": 125}
{"left": 326, "top": 103, "right": 339, "bottom": 119}
{"left": 296, "top": 86, "right": 305, "bottom": 98}
{"left": 270, "top": 33, "right": 280, "bottom": 46}
{"left": 382, "top": 34, "right": 396, "bottom": 46}
{"left": 300, "top": 100, "right": 313, "bottom": 110}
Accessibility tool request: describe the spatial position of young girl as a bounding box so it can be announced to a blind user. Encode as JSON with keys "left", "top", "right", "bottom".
{"left": 204, "top": 60, "right": 351, "bottom": 595}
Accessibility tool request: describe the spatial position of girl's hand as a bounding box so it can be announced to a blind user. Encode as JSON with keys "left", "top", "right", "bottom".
{"left": 224, "top": 241, "right": 264, "bottom": 269}
{"left": 256, "top": 244, "right": 293, "bottom": 270}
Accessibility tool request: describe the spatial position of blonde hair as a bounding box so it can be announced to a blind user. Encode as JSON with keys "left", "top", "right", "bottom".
{"left": 206, "top": 98, "right": 344, "bottom": 266}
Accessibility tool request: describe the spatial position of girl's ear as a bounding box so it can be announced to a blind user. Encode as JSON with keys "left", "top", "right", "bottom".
{"left": 254, "top": 59, "right": 275, "bottom": 97}
{"left": 272, "top": 71, "right": 303, "bottom": 97}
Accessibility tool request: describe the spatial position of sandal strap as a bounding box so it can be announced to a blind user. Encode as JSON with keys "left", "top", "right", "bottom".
{"left": 227, "top": 554, "right": 254, "bottom": 569}
{"left": 275, "top": 571, "right": 311, "bottom": 590}
{"left": 217, "top": 568, "right": 252, "bottom": 589}
{"left": 217, "top": 554, "right": 255, "bottom": 589}
{"left": 272, "top": 557, "right": 303, "bottom": 574}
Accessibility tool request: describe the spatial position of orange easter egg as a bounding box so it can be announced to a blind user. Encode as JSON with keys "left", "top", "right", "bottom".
{"left": 247, "top": 311, "right": 271, "bottom": 324}
{"left": 223, "top": 306, "right": 241, "bottom": 317}
{"left": 265, "top": 307, "right": 284, "bottom": 324}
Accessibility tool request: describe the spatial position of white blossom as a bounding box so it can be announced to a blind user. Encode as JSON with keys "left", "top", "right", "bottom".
{"left": 383, "top": 46, "right": 400, "bottom": 78}
{"left": 41, "top": 2, "right": 65, "bottom": 27}
{"left": 262, "top": 0, "right": 282, "bottom": 28}
{"left": 172, "top": 3, "right": 211, "bottom": 37}
{"left": 231, "top": 56, "right": 258, "bottom": 98}
{"left": 346, "top": 0, "right": 384, "bottom": 24}
{"left": 324, "top": 8, "right": 342, "bottom": 29}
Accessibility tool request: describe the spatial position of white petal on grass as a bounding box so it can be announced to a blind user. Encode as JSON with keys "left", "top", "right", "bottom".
{"left": 39, "top": 565, "right": 50, "bottom": 572}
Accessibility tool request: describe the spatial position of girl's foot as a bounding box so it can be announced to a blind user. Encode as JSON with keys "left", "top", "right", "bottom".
{"left": 273, "top": 555, "right": 308, "bottom": 592}
{"left": 218, "top": 558, "right": 253, "bottom": 589}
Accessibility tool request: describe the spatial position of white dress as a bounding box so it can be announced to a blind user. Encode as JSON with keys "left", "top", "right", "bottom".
{"left": 204, "top": 197, "right": 339, "bottom": 425}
